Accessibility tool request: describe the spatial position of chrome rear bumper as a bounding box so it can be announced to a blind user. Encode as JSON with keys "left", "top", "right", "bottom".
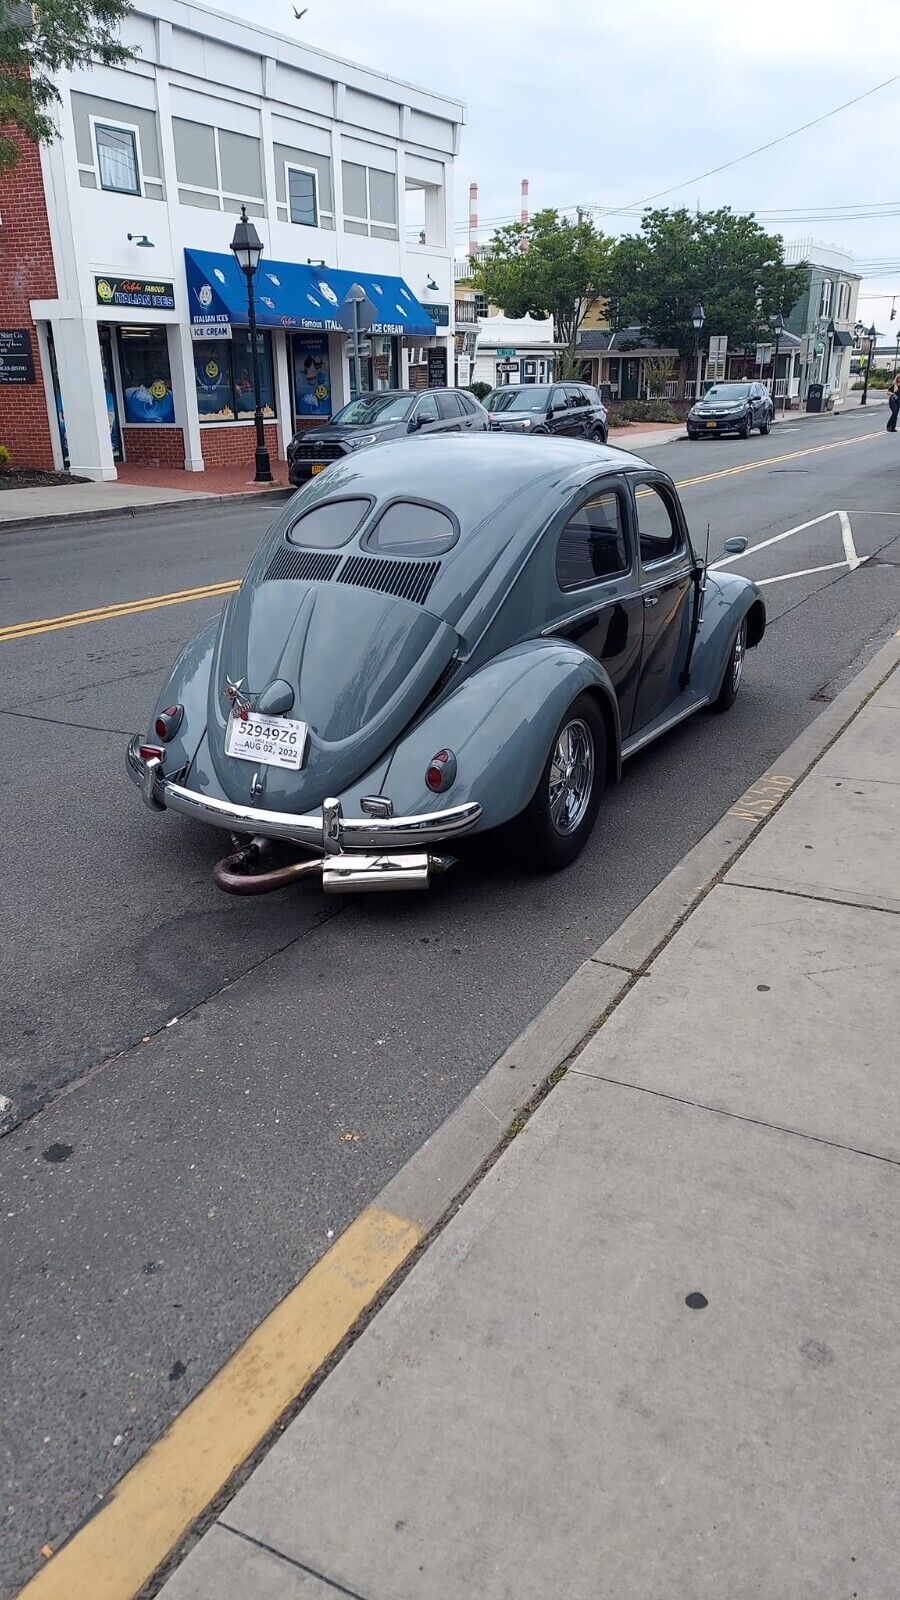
{"left": 126, "top": 735, "right": 482, "bottom": 853}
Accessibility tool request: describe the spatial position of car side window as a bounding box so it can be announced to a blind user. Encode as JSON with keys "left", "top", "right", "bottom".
{"left": 550, "top": 387, "right": 568, "bottom": 413}
{"left": 436, "top": 391, "right": 463, "bottom": 420}
{"left": 556, "top": 487, "right": 630, "bottom": 589}
{"left": 415, "top": 393, "right": 439, "bottom": 424}
{"left": 635, "top": 482, "right": 684, "bottom": 565}
{"left": 458, "top": 394, "right": 476, "bottom": 415}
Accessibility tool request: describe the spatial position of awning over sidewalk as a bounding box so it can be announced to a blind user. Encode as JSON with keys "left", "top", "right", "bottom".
{"left": 831, "top": 330, "right": 854, "bottom": 348}
{"left": 184, "top": 249, "right": 436, "bottom": 338}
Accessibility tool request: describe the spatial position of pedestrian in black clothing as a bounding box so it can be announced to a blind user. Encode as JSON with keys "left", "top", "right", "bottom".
{"left": 887, "top": 375, "right": 900, "bottom": 432}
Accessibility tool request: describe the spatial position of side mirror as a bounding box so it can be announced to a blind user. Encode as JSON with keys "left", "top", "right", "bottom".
{"left": 408, "top": 414, "right": 423, "bottom": 432}
{"left": 723, "top": 536, "right": 748, "bottom": 555}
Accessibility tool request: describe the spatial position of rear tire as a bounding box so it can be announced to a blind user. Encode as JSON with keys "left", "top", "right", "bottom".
{"left": 739, "top": 414, "right": 751, "bottom": 439}
{"left": 506, "top": 694, "right": 606, "bottom": 870}
{"left": 758, "top": 417, "right": 770, "bottom": 434}
{"left": 590, "top": 424, "right": 608, "bottom": 444}
{"left": 711, "top": 617, "right": 748, "bottom": 712}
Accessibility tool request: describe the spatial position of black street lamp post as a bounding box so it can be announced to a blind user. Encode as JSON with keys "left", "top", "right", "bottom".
{"left": 860, "top": 324, "right": 877, "bottom": 406}
{"left": 894, "top": 330, "right": 899, "bottom": 379}
{"left": 230, "top": 204, "right": 273, "bottom": 484}
{"left": 691, "top": 302, "right": 705, "bottom": 402}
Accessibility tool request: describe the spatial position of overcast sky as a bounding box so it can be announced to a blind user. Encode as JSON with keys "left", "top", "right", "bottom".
{"left": 219, "top": 0, "right": 900, "bottom": 331}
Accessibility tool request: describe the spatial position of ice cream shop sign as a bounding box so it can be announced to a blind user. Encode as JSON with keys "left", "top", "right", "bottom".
{"left": 95, "top": 277, "right": 176, "bottom": 312}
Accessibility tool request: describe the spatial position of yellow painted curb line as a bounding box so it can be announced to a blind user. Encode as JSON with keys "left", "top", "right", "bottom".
{"left": 16, "top": 1205, "right": 421, "bottom": 1600}
{"left": 0, "top": 427, "right": 884, "bottom": 645}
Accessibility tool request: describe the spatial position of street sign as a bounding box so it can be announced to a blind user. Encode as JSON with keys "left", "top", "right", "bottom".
{"left": 496, "top": 347, "right": 517, "bottom": 357}
{"left": 337, "top": 285, "right": 376, "bottom": 333}
{"left": 755, "top": 343, "right": 773, "bottom": 366}
{"left": 424, "top": 303, "right": 450, "bottom": 328}
{"left": 497, "top": 360, "right": 519, "bottom": 373}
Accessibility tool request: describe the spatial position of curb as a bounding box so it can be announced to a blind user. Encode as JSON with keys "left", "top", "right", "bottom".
{"left": 0, "top": 486, "right": 293, "bottom": 535}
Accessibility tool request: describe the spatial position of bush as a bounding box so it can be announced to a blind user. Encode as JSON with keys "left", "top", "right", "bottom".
{"left": 0, "top": 445, "right": 10, "bottom": 470}
{"left": 468, "top": 381, "right": 492, "bottom": 402}
{"left": 608, "top": 399, "right": 678, "bottom": 426}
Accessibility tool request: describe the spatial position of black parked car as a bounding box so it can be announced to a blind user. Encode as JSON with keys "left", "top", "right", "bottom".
{"left": 287, "top": 389, "right": 488, "bottom": 484}
{"left": 687, "top": 381, "right": 774, "bottom": 440}
{"left": 484, "top": 382, "right": 609, "bottom": 443}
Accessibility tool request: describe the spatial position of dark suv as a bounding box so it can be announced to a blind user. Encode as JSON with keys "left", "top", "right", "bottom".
{"left": 484, "top": 382, "right": 608, "bottom": 443}
{"left": 287, "top": 388, "right": 488, "bottom": 484}
{"left": 687, "top": 381, "right": 775, "bottom": 439}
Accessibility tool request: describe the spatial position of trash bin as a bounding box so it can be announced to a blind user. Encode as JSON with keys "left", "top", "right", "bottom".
{"left": 806, "top": 383, "right": 824, "bottom": 413}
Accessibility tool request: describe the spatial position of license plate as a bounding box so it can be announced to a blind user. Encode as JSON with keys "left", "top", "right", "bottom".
{"left": 705, "top": 421, "right": 717, "bottom": 428}
{"left": 226, "top": 712, "right": 308, "bottom": 771}
{"left": 310, "top": 462, "right": 327, "bottom": 474}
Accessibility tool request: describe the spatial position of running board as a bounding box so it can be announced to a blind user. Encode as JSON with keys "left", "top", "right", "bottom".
{"left": 621, "top": 693, "right": 709, "bottom": 761}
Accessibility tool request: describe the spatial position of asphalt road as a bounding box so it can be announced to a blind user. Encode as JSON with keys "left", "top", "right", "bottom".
{"left": 2, "top": 401, "right": 900, "bottom": 1597}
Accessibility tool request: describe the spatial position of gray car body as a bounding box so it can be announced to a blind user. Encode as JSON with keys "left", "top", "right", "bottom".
{"left": 133, "top": 435, "right": 765, "bottom": 847}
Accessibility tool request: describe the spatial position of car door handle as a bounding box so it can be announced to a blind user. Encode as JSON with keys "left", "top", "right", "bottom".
{"left": 643, "top": 594, "right": 660, "bottom": 608}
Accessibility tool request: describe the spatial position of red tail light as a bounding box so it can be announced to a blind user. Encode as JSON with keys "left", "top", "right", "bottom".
{"left": 139, "top": 743, "right": 165, "bottom": 764}
{"left": 425, "top": 748, "right": 456, "bottom": 792}
{"left": 154, "top": 704, "right": 184, "bottom": 741}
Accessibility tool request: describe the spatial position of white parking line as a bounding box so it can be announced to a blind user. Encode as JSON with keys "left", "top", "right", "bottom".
{"left": 711, "top": 507, "right": 870, "bottom": 588}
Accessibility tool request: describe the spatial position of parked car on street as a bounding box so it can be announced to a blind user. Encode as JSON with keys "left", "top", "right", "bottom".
{"left": 687, "top": 381, "right": 774, "bottom": 439}
{"left": 128, "top": 435, "right": 765, "bottom": 897}
{"left": 286, "top": 389, "right": 488, "bottom": 483}
{"left": 485, "top": 382, "right": 608, "bottom": 443}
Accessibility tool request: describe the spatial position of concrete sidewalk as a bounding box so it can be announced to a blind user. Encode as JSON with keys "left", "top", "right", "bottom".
{"left": 162, "top": 639, "right": 900, "bottom": 1600}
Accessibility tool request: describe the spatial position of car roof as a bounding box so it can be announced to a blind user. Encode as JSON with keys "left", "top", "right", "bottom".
{"left": 350, "top": 388, "right": 471, "bottom": 400}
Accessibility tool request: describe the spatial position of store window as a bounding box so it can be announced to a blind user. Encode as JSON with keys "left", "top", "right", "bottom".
{"left": 117, "top": 327, "right": 174, "bottom": 424}
{"left": 193, "top": 332, "right": 276, "bottom": 422}
{"left": 292, "top": 332, "right": 332, "bottom": 421}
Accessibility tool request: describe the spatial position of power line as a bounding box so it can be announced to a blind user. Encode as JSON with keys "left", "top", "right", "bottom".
{"left": 455, "top": 72, "right": 900, "bottom": 238}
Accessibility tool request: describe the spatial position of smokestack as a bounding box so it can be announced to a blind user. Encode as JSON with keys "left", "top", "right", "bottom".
{"left": 468, "top": 182, "right": 478, "bottom": 257}
{"left": 519, "top": 179, "right": 530, "bottom": 253}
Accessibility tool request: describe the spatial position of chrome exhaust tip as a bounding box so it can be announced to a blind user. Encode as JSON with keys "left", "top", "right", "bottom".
{"left": 322, "top": 852, "right": 456, "bottom": 895}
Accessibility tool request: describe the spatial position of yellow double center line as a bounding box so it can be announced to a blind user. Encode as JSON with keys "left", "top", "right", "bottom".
{"left": 0, "top": 428, "right": 883, "bottom": 644}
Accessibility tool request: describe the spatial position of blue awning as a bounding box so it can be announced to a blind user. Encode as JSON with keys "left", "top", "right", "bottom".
{"left": 184, "top": 249, "right": 436, "bottom": 338}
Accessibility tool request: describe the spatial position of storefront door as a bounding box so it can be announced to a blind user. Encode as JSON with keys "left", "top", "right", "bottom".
{"left": 290, "top": 332, "right": 334, "bottom": 425}
{"left": 98, "top": 325, "right": 123, "bottom": 461}
{"left": 621, "top": 358, "right": 640, "bottom": 400}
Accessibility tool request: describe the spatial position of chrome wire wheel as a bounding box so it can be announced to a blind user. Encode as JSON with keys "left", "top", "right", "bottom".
{"left": 731, "top": 618, "right": 747, "bottom": 693}
{"left": 548, "top": 718, "right": 594, "bottom": 836}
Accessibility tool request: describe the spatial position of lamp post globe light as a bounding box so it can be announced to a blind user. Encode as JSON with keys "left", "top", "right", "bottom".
{"left": 770, "top": 313, "right": 785, "bottom": 412}
{"left": 691, "top": 302, "right": 705, "bottom": 403}
{"left": 860, "top": 323, "right": 878, "bottom": 406}
{"left": 230, "top": 204, "right": 273, "bottom": 484}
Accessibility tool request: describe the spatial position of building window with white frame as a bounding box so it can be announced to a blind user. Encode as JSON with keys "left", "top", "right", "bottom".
{"left": 287, "top": 165, "right": 318, "bottom": 227}
{"left": 341, "top": 161, "right": 398, "bottom": 240}
{"left": 819, "top": 278, "right": 833, "bottom": 319}
{"left": 94, "top": 122, "right": 141, "bottom": 195}
{"left": 173, "top": 118, "right": 265, "bottom": 216}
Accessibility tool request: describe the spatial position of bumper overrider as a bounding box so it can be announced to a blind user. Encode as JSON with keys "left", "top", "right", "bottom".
{"left": 126, "top": 735, "right": 482, "bottom": 894}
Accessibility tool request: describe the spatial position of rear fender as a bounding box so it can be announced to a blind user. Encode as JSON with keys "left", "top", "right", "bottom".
{"left": 380, "top": 639, "right": 620, "bottom": 832}
{"left": 146, "top": 615, "right": 219, "bottom": 777}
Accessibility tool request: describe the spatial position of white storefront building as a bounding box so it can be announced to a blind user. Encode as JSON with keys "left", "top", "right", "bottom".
{"left": 30, "top": 0, "right": 462, "bottom": 479}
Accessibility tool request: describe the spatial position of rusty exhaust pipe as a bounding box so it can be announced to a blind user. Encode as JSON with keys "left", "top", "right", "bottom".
{"left": 213, "top": 840, "right": 323, "bottom": 896}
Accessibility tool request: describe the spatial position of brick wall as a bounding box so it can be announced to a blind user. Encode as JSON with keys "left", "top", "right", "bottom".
{"left": 122, "top": 426, "right": 186, "bottom": 467}
{"left": 200, "top": 420, "right": 279, "bottom": 472}
{"left": 0, "top": 129, "right": 58, "bottom": 471}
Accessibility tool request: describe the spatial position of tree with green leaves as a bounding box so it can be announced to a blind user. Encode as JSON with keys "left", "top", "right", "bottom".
{"left": 474, "top": 208, "right": 613, "bottom": 379}
{"left": 0, "top": 0, "right": 132, "bottom": 174}
{"left": 606, "top": 207, "right": 807, "bottom": 380}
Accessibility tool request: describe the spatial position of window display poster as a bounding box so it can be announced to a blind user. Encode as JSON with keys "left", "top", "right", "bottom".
{"left": 293, "top": 332, "right": 332, "bottom": 419}
{"left": 119, "top": 327, "right": 175, "bottom": 424}
{"left": 194, "top": 344, "right": 235, "bottom": 420}
{"left": 231, "top": 330, "right": 276, "bottom": 418}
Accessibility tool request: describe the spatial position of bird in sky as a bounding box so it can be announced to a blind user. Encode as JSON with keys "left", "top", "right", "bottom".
{"left": 293, "top": 6, "right": 308, "bottom": 16}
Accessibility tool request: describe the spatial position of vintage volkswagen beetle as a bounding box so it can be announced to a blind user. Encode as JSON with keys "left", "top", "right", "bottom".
{"left": 127, "top": 435, "right": 765, "bottom": 895}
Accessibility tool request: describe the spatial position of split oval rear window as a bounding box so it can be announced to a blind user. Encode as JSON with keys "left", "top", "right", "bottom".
{"left": 364, "top": 500, "right": 459, "bottom": 557}
{"left": 286, "top": 497, "right": 372, "bottom": 548}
